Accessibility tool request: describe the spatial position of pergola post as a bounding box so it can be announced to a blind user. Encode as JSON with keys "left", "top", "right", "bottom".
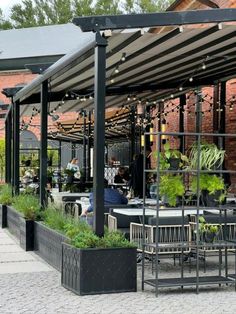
{"left": 5, "top": 108, "right": 12, "bottom": 184}
{"left": 179, "top": 94, "right": 186, "bottom": 153}
{"left": 93, "top": 31, "right": 107, "bottom": 237}
{"left": 39, "top": 80, "right": 48, "bottom": 208}
{"left": 130, "top": 105, "right": 135, "bottom": 163}
{"left": 219, "top": 81, "right": 226, "bottom": 149}
{"left": 71, "top": 143, "right": 76, "bottom": 159}
{"left": 195, "top": 88, "right": 202, "bottom": 134}
{"left": 213, "top": 83, "right": 220, "bottom": 145}
{"left": 13, "top": 101, "right": 20, "bottom": 195}
{"left": 86, "top": 111, "right": 92, "bottom": 181}
{"left": 82, "top": 110, "right": 87, "bottom": 182}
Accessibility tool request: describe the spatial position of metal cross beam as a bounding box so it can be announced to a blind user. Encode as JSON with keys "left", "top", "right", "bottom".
{"left": 73, "top": 8, "right": 236, "bottom": 32}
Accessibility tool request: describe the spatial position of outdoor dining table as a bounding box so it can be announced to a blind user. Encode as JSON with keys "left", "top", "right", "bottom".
{"left": 112, "top": 207, "right": 204, "bottom": 217}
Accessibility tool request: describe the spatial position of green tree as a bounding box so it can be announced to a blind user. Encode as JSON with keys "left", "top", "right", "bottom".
{"left": 5, "top": 0, "right": 174, "bottom": 28}
{"left": 0, "top": 8, "right": 13, "bottom": 30}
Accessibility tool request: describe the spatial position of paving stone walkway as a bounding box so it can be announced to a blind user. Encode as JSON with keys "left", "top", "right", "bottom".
{"left": 1, "top": 228, "right": 236, "bottom": 313}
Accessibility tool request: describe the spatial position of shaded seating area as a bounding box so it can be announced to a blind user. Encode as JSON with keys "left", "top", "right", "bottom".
{"left": 3, "top": 8, "right": 236, "bottom": 296}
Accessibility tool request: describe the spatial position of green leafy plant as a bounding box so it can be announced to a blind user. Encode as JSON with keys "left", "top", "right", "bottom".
{"left": 159, "top": 175, "right": 185, "bottom": 206}
{"left": 190, "top": 174, "right": 225, "bottom": 203}
{"left": 12, "top": 194, "right": 41, "bottom": 220}
{"left": 70, "top": 229, "right": 135, "bottom": 249}
{"left": 188, "top": 142, "right": 225, "bottom": 170}
{"left": 0, "top": 184, "right": 12, "bottom": 205}
{"left": 198, "top": 216, "right": 220, "bottom": 242}
{"left": 153, "top": 142, "right": 188, "bottom": 170}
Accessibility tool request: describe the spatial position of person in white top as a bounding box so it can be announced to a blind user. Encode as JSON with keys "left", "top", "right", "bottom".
{"left": 67, "top": 158, "right": 81, "bottom": 179}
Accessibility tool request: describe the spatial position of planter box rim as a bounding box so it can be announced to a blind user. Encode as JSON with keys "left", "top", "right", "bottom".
{"left": 35, "top": 221, "right": 70, "bottom": 239}
{"left": 7, "top": 205, "right": 24, "bottom": 218}
{"left": 62, "top": 242, "right": 136, "bottom": 251}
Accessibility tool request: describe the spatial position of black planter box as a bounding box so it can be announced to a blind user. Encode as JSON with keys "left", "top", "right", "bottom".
{"left": 34, "top": 222, "right": 69, "bottom": 271}
{"left": 0, "top": 204, "right": 7, "bottom": 228}
{"left": 7, "top": 206, "right": 22, "bottom": 240}
{"left": 19, "top": 217, "right": 34, "bottom": 251}
{"left": 62, "top": 243, "right": 137, "bottom": 295}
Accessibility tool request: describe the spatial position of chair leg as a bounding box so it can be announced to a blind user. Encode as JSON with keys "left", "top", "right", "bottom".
{"left": 204, "top": 251, "right": 206, "bottom": 273}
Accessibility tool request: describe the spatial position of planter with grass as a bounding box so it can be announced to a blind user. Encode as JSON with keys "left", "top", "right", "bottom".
{"left": 34, "top": 206, "right": 85, "bottom": 270}
{"left": 11, "top": 194, "right": 40, "bottom": 251}
{"left": 61, "top": 229, "right": 137, "bottom": 295}
{"left": 0, "top": 185, "right": 13, "bottom": 228}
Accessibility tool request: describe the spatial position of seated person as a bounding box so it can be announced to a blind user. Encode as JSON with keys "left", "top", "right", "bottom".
{"left": 82, "top": 179, "right": 128, "bottom": 215}
{"left": 114, "top": 167, "right": 130, "bottom": 184}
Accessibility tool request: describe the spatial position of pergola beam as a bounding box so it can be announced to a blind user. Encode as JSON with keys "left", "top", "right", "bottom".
{"left": 73, "top": 9, "right": 236, "bottom": 31}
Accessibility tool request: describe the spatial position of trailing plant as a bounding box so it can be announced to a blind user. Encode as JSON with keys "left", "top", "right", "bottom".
{"left": 12, "top": 194, "right": 41, "bottom": 220}
{"left": 159, "top": 175, "right": 185, "bottom": 206}
{"left": 153, "top": 142, "right": 188, "bottom": 170}
{"left": 0, "top": 184, "right": 13, "bottom": 205}
{"left": 190, "top": 174, "right": 225, "bottom": 203}
{"left": 188, "top": 142, "right": 225, "bottom": 170}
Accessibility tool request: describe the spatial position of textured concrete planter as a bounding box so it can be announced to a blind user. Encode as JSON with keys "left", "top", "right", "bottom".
{"left": 62, "top": 243, "right": 137, "bottom": 295}
{"left": 0, "top": 204, "right": 7, "bottom": 228}
{"left": 19, "top": 217, "right": 34, "bottom": 251}
{"left": 34, "top": 222, "right": 69, "bottom": 271}
{"left": 7, "top": 206, "right": 22, "bottom": 240}
{"left": 6, "top": 206, "right": 34, "bottom": 251}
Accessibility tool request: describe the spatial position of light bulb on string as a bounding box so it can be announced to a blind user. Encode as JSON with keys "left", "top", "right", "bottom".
{"left": 121, "top": 53, "right": 126, "bottom": 62}
{"left": 189, "top": 77, "right": 193, "bottom": 82}
{"left": 202, "top": 63, "right": 206, "bottom": 70}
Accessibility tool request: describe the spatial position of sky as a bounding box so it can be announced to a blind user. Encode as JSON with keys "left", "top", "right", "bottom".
{"left": 0, "top": 0, "right": 21, "bottom": 16}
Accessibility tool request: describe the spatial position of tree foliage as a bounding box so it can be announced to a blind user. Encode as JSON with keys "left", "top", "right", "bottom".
{"left": 0, "top": 8, "right": 13, "bottom": 30}
{"left": 0, "top": 0, "right": 174, "bottom": 29}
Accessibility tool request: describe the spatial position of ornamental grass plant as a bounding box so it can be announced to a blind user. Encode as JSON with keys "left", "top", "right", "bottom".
{"left": 0, "top": 184, "right": 13, "bottom": 205}
{"left": 12, "top": 194, "right": 41, "bottom": 220}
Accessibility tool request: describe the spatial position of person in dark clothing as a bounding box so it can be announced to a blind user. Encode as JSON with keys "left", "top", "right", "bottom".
{"left": 114, "top": 167, "right": 130, "bottom": 184}
{"left": 83, "top": 179, "right": 128, "bottom": 214}
{"left": 129, "top": 150, "right": 152, "bottom": 198}
{"left": 129, "top": 154, "right": 144, "bottom": 198}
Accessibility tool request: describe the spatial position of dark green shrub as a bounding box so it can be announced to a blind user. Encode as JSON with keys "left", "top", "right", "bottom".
{"left": 0, "top": 184, "right": 12, "bottom": 205}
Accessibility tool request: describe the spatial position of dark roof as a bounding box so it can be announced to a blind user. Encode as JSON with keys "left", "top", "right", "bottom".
{"left": 14, "top": 23, "right": 236, "bottom": 117}
{"left": 0, "top": 23, "right": 92, "bottom": 70}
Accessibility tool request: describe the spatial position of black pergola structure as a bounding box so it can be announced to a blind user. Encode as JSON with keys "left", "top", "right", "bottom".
{"left": 5, "top": 8, "right": 236, "bottom": 238}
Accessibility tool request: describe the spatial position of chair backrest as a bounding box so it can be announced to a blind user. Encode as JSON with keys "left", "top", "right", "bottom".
{"left": 108, "top": 214, "right": 117, "bottom": 232}
{"left": 130, "top": 222, "right": 191, "bottom": 254}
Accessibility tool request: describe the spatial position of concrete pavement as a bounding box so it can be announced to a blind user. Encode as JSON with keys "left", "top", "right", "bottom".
{"left": 1, "top": 228, "right": 236, "bottom": 313}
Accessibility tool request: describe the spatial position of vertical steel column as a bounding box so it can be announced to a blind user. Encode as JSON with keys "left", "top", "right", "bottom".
{"left": 93, "top": 31, "right": 107, "bottom": 237}
{"left": 82, "top": 111, "right": 87, "bottom": 182}
{"left": 5, "top": 108, "right": 12, "bottom": 184}
{"left": 58, "top": 140, "right": 62, "bottom": 192}
{"left": 40, "top": 80, "right": 48, "bottom": 208}
{"left": 179, "top": 94, "right": 186, "bottom": 153}
{"left": 13, "top": 101, "right": 20, "bottom": 195}
{"left": 195, "top": 88, "right": 202, "bottom": 134}
{"left": 130, "top": 105, "right": 135, "bottom": 162}
{"left": 213, "top": 83, "right": 220, "bottom": 145}
{"left": 86, "top": 111, "right": 92, "bottom": 181}
{"left": 219, "top": 81, "right": 226, "bottom": 149}
{"left": 71, "top": 143, "right": 76, "bottom": 159}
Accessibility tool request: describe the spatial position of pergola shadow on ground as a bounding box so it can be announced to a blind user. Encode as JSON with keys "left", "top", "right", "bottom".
{"left": 3, "top": 8, "right": 236, "bottom": 237}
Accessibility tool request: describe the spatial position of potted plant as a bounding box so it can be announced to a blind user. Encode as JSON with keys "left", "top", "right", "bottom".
{"left": 190, "top": 174, "right": 225, "bottom": 207}
{"left": 61, "top": 228, "right": 137, "bottom": 295}
{"left": 159, "top": 174, "right": 185, "bottom": 206}
{"left": 198, "top": 216, "right": 220, "bottom": 243}
{"left": 189, "top": 142, "right": 226, "bottom": 206}
{"left": 0, "top": 185, "right": 12, "bottom": 228}
{"left": 162, "top": 142, "right": 189, "bottom": 170}
{"left": 12, "top": 194, "right": 41, "bottom": 251}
